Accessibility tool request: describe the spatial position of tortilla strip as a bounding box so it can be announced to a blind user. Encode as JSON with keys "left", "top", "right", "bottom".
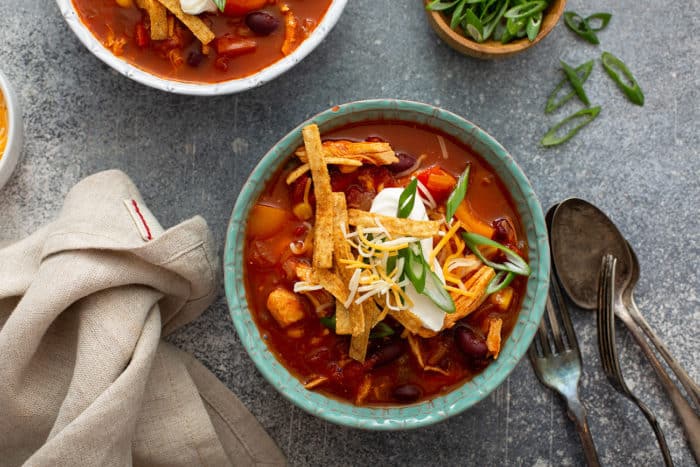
{"left": 335, "top": 302, "right": 352, "bottom": 335}
{"left": 486, "top": 318, "right": 503, "bottom": 359}
{"left": 312, "top": 268, "right": 347, "bottom": 304}
{"left": 135, "top": 0, "right": 167, "bottom": 40}
{"left": 347, "top": 209, "right": 440, "bottom": 238}
{"left": 330, "top": 193, "right": 367, "bottom": 337}
{"left": 331, "top": 193, "right": 353, "bottom": 335}
{"left": 153, "top": 0, "right": 215, "bottom": 44}
{"left": 372, "top": 304, "right": 389, "bottom": 327}
{"left": 285, "top": 157, "right": 362, "bottom": 185}
{"left": 303, "top": 124, "right": 334, "bottom": 269}
{"left": 349, "top": 302, "right": 377, "bottom": 362}
{"left": 444, "top": 265, "right": 495, "bottom": 328}
{"left": 296, "top": 140, "right": 398, "bottom": 166}
{"left": 389, "top": 309, "right": 435, "bottom": 338}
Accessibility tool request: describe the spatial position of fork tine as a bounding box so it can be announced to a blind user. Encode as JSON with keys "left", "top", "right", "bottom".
{"left": 551, "top": 273, "right": 579, "bottom": 353}
{"left": 598, "top": 255, "right": 617, "bottom": 376}
{"left": 544, "top": 292, "right": 566, "bottom": 354}
{"left": 536, "top": 319, "right": 552, "bottom": 356}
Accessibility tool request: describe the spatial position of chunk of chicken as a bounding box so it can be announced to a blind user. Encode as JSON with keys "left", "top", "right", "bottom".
{"left": 266, "top": 288, "right": 306, "bottom": 328}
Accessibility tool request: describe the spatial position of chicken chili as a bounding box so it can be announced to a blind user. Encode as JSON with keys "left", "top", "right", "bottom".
{"left": 245, "top": 122, "right": 529, "bottom": 405}
{"left": 71, "top": 0, "right": 332, "bottom": 83}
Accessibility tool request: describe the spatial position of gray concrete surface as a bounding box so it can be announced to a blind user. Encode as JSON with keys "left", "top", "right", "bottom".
{"left": 1, "top": 0, "right": 698, "bottom": 465}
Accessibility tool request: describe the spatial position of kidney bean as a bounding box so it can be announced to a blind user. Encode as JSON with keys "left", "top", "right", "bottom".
{"left": 493, "top": 217, "right": 517, "bottom": 247}
{"left": 393, "top": 384, "right": 422, "bottom": 402}
{"left": 388, "top": 152, "right": 417, "bottom": 173}
{"left": 455, "top": 326, "right": 488, "bottom": 360}
{"left": 370, "top": 341, "right": 404, "bottom": 367}
{"left": 186, "top": 51, "right": 204, "bottom": 67}
{"left": 245, "top": 12, "right": 280, "bottom": 36}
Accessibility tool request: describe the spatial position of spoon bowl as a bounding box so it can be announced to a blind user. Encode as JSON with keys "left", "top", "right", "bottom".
{"left": 550, "top": 198, "right": 633, "bottom": 309}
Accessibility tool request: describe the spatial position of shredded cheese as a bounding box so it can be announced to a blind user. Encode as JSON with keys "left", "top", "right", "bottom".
{"left": 437, "top": 135, "right": 449, "bottom": 160}
{"left": 429, "top": 221, "right": 462, "bottom": 268}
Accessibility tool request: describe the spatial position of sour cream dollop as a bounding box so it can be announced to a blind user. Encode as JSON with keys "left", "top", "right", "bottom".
{"left": 370, "top": 188, "right": 446, "bottom": 332}
{"left": 180, "top": 0, "right": 217, "bottom": 15}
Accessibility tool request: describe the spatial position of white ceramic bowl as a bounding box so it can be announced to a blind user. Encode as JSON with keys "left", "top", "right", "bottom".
{"left": 0, "top": 69, "right": 23, "bottom": 191}
{"left": 55, "top": 0, "right": 347, "bottom": 96}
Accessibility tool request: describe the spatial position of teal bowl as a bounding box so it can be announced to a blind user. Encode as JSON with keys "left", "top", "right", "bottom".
{"left": 224, "top": 99, "right": 549, "bottom": 430}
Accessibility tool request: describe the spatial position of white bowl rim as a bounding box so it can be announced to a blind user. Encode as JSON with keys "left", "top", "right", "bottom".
{"left": 0, "top": 69, "right": 23, "bottom": 191}
{"left": 54, "top": 0, "right": 348, "bottom": 96}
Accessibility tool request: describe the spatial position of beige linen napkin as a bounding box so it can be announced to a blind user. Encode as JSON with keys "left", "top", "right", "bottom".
{"left": 0, "top": 170, "right": 285, "bottom": 467}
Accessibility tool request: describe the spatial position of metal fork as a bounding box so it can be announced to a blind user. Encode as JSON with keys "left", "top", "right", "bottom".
{"left": 529, "top": 205, "right": 600, "bottom": 466}
{"left": 529, "top": 269, "right": 601, "bottom": 467}
{"left": 598, "top": 254, "right": 674, "bottom": 466}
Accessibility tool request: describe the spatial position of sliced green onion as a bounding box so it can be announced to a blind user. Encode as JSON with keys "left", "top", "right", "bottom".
{"left": 422, "top": 267, "right": 456, "bottom": 313}
{"left": 540, "top": 106, "right": 601, "bottom": 146}
{"left": 601, "top": 52, "right": 645, "bottom": 106}
{"left": 462, "top": 232, "right": 531, "bottom": 276}
{"left": 211, "top": 0, "right": 226, "bottom": 12}
{"left": 463, "top": 9, "right": 484, "bottom": 42}
{"left": 370, "top": 322, "right": 395, "bottom": 338}
{"left": 404, "top": 244, "right": 427, "bottom": 293}
{"left": 545, "top": 60, "right": 594, "bottom": 114}
{"left": 397, "top": 178, "right": 418, "bottom": 218}
{"left": 425, "top": 0, "right": 460, "bottom": 11}
{"left": 482, "top": 0, "right": 509, "bottom": 41}
{"left": 451, "top": 0, "right": 467, "bottom": 30}
{"left": 506, "top": 16, "right": 525, "bottom": 35}
{"left": 560, "top": 60, "right": 590, "bottom": 106}
{"left": 500, "top": 26, "right": 514, "bottom": 43}
{"left": 585, "top": 12, "right": 612, "bottom": 31}
{"left": 563, "top": 11, "right": 599, "bottom": 44}
{"left": 319, "top": 315, "right": 336, "bottom": 330}
{"left": 486, "top": 271, "right": 516, "bottom": 294}
{"left": 445, "top": 165, "right": 470, "bottom": 221}
{"left": 526, "top": 12, "right": 542, "bottom": 41}
{"left": 480, "top": 0, "right": 501, "bottom": 24}
{"left": 504, "top": 1, "right": 547, "bottom": 20}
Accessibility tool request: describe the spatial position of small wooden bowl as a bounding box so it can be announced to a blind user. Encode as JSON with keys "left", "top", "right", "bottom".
{"left": 425, "top": 0, "right": 566, "bottom": 59}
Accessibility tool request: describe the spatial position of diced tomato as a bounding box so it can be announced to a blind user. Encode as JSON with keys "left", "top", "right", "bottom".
{"left": 223, "top": 0, "right": 268, "bottom": 16}
{"left": 415, "top": 166, "right": 457, "bottom": 203}
{"left": 215, "top": 34, "right": 257, "bottom": 57}
{"left": 135, "top": 22, "right": 149, "bottom": 48}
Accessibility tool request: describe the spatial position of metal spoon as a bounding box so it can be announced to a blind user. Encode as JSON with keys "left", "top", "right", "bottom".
{"left": 598, "top": 255, "right": 673, "bottom": 466}
{"left": 550, "top": 198, "right": 700, "bottom": 464}
{"left": 623, "top": 242, "right": 700, "bottom": 409}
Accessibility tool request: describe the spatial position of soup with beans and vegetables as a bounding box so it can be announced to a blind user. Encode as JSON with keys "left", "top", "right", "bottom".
{"left": 71, "top": 0, "right": 332, "bottom": 83}
{"left": 244, "top": 122, "right": 530, "bottom": 405}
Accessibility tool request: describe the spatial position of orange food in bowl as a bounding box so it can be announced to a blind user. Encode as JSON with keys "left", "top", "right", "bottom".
{"left": 0, "top": 91, "right": 7, "bottom": 159}
{"left": 70, "top": 0, "right": 332, "bottom": 83}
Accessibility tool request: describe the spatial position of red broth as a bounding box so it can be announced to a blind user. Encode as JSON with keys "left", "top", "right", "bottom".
{"left": 71, "top": 0, "right": 331, "bottom": 83}
{"left": 244, "top": 122, "right": 528, "bottom": 405}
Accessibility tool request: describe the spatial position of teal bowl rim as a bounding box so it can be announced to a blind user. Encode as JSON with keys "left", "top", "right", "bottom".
{"left": 224, "top": 99, "right": 549, "bottom": 430}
